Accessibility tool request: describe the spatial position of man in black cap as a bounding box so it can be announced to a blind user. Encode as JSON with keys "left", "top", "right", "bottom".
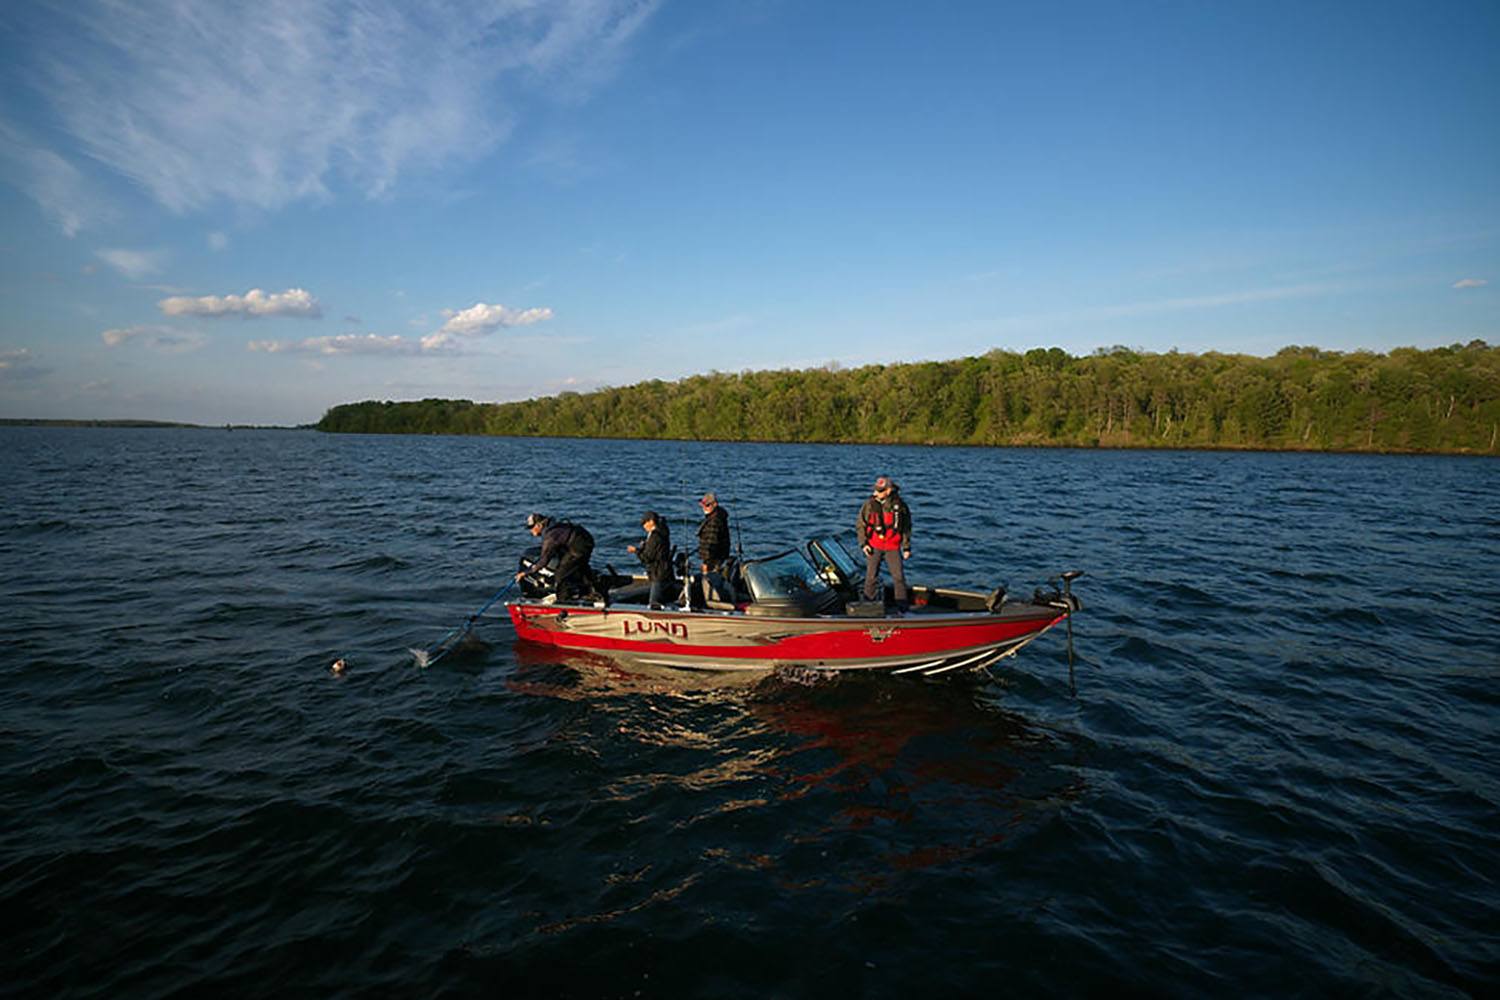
{"left": 696, "top": 492, "right": 731, "bottom": 573}
{"left": 627, "top": 510, "right": 675, "bottom": 607}
{"left": 515, "top": 513, "right": 596, "bottom": 602}
{"left": 857, "top": 475, "right": 911, "bottom": 608}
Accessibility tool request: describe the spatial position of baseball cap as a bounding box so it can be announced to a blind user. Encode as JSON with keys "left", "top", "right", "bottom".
{"left": 700, "top": 492, "right": 717, "bottom": 506}
{"left": 525, "top": 512, "right": 545, "bottom": 527}
{"left": 642, "top": 510, "right": 660, "bottom": 524}
{"left": 872, "top": 476, "right": 893, "bottom": 494}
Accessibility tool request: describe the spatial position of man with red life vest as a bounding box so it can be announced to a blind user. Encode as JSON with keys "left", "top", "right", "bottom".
{"left": 857, "top": 475, "right": 912, "bottom": 608}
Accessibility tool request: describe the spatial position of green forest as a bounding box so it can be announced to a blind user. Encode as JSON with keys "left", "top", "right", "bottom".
{"left": 316, "top": 342, "right": 1500, "bottom": 454}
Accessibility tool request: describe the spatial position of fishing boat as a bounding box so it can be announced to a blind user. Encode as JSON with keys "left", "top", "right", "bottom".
{"left": 505, "top": 535, "right": 1082, "bottom": 678}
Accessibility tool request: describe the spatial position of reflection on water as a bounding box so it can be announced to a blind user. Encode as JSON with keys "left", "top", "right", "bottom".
{"left": 505, "top": 642, "right": 1085, "bottom": 893}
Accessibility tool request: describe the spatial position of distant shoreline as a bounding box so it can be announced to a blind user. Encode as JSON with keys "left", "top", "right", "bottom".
{"left": 2, "top": 419, "right": 1493, "bottom": 456}
{"left": 0, "top": 419, "right": 304, "bottom": 430}
{"left": 314, "top": 342, "right": 1500, "bottom": 456}
{"left": 315, "top": 428, "right": 1500, "bottom": 457}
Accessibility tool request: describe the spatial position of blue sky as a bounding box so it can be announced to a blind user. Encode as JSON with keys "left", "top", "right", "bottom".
{"left": 1, "top": 0, "right": 1496, "bottom": 425}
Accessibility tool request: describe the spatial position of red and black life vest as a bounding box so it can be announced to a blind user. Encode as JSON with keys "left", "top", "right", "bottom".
{"left": 864, "top": 502, "right": 904, "bottom": 551}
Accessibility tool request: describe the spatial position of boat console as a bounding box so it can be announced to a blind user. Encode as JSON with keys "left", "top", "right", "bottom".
{"left": 739, "top": 549, "right": 842, "bottom": 617}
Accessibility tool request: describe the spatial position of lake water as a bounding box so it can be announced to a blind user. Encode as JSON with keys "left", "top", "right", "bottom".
{"left": 2, "top": 428, "right": 1496, "bottom": 997}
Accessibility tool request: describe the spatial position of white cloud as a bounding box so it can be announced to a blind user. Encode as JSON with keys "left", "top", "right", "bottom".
{"left": 207, "top": 231, "right": 229, "bottom": 251}
{"left": 11, "top": 0, "right": 661, "bottom": 216}
{"left": 436, "top": 302, "right": 555, "bottom": 337}
{"left": 159, "top": 288, "right": 322, "bottom": 319}
{"left": 418, "top": 332, "right": 463, "bottom": 352}
{"left": 248, "top": 333, "right": 420, "bottom": 356}
{"left": 96, "top": 248, "right": 166, "bottom": 280}
{"left": 251, "top": 298, "right": 553, "bottom": 359}
{"left": 1452, "top": 278, "right": 1489, "bottom": 289}
{"left": 416, "top": 301, "right": 553, "bottom": 351}
{"left": 101, "top": 325, "right": 207, "bottom": 353}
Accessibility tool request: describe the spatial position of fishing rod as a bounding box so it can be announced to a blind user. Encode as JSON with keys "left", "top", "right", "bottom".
{"left": 733, "top": 504, "right": 744, "bottom": 564}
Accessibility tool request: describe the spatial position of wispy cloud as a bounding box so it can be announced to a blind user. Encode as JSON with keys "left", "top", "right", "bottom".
{"left": 1085, "top": 281, "right": 1347, "bottom": 321}
{"left": 1452, "top": 278, "right": 1489, "bottom": 290}
{"left": 248, "top": 333, "right": 420, "bottom": 356}
{"left": 0, "top": 120, "right": 114, "bottom": 236}
{"left": 1, "top": 347, "right": 37, "bottom": 370}
{"left": 677, "top": 314, "right": 753, "bottom": 337}
{"left": 96, "top": 248, "right": 167, "bottom": 280}
{"left": 952, "top": 280, "right": 1360, "bottom": 348}
{"left": 11, "top": 0, "right": 660, "bottom": 218}
{"left": 101, "top": 325, "right": 207, "bottom": 352}
{"left": 0, "top": 346, "right": 49, "bottom": 383}
{"left": 159, "top": 288, "right": 322, "bottom": 319}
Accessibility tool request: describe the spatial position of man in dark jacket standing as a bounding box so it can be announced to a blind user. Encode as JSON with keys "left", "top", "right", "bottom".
{"left": 857, "top": 475, "right": 911, "bottom": 607}
{"left": 697, "top": 492, "right": 731, "bottom": 573}
{"left": 515, "top": 513, "right": 595, "bottom": 602}
{"left": 627, "top": 510, "right": 675, "bottom": 606}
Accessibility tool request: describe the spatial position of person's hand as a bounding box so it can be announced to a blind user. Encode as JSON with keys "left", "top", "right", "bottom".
{"left": 902, "top": 549, "right": 911, "bottom": 561}
{"left": 862, "top": 545, "right": 873, "bottom": 556}
{"left": 627, "top": 544, "right": 637, "bottom": 554}
{"left": 514, "top": 571, "right": 526, "bottom": 581}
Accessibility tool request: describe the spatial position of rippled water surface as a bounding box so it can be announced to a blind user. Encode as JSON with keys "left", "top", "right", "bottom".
{"left": 3, "top": 428, "right": 1497, "bottom": 997}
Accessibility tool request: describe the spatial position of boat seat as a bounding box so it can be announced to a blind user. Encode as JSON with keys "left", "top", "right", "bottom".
{"left": 745, "top": 594, "right": 823, "bottom": 618}
{"left": 701, "top": 571, "right": 740, "bottom": 604}
{"left": 610, "top": 581, "right": 653, "bottom": 605}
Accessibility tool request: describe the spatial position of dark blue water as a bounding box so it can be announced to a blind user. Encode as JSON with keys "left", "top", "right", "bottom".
{"left": 2, "top": 428, "right": 1496, "bottom": 997}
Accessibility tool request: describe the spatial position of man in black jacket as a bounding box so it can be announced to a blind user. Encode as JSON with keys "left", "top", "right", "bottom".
{"left": 627, "top": 510, "right": 675, "bottom": 606}
{"left": 515, "top": 513, "right": 595, "bottom": 602}
{"left": 697, "top": 492, "right": 731, "bottom": 573}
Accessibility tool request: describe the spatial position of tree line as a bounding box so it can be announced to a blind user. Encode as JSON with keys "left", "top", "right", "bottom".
{"left": 316, "top": 342, "right": 1500, "bottom": 454}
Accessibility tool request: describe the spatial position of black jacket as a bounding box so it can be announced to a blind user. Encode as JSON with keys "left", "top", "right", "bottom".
{"left": 635, "top": 523, "right": 674, "bottom": 581}
{"left": 698, "top": 505, "right": 731, "bottom": 564}
{"left": 531, "top": 521, "right": 593, "bottom": 574}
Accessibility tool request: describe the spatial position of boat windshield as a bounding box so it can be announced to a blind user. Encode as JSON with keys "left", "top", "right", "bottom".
{"left": 742, "top": 550, "right": 833, "bottom": 602}
{"left": 807, "top": 535, "right": 860, "bottom": 586}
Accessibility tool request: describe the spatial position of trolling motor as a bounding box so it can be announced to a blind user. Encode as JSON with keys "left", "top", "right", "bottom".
{"left": 1048, "top": 570, "right": 1085, "bottom": 693}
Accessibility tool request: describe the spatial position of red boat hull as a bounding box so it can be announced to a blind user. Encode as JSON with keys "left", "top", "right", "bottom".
{"left": 506, "top": 601, "right": 1067, "bottom": 673}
